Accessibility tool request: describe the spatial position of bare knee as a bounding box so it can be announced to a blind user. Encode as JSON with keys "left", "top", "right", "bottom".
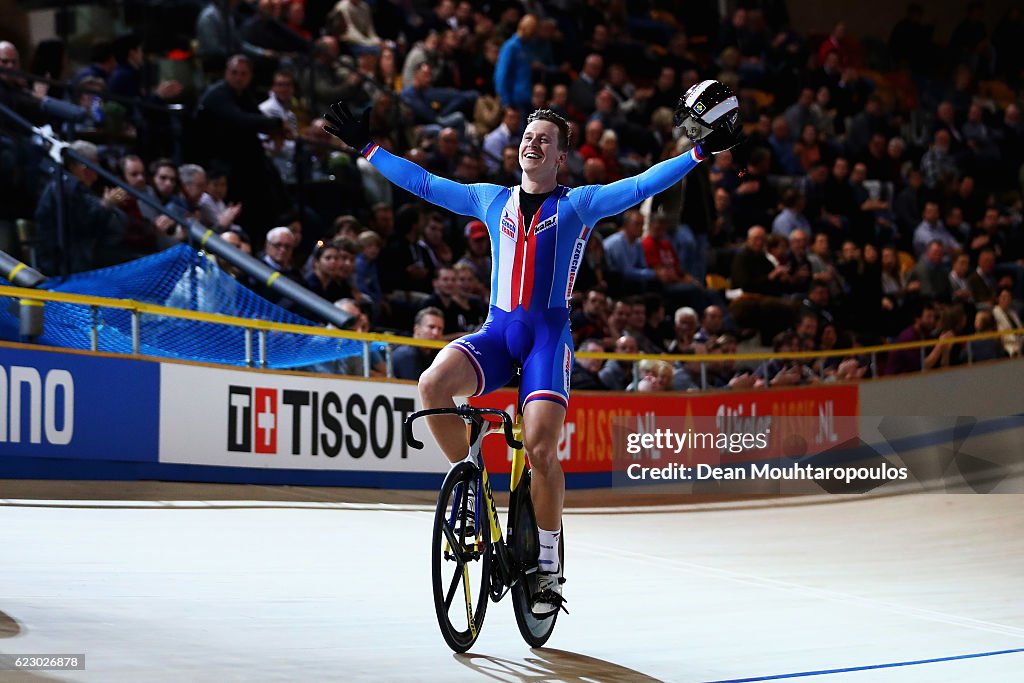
{"left": 418, "top": 365, "right": 454, "bottom": 405}
{"left": 524, "top": 437, "right": 561, "bottom": 478}
{"left": 418, "top": 350, "right": 477, "bottom": 406}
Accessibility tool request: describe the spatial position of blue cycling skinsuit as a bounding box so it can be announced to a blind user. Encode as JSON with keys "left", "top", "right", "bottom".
{"left": 362, "top": 142, "right": 705, "bottom": 408}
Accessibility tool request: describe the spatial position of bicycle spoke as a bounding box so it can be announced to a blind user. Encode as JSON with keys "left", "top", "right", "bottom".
{"left": 444, "top": 562, "right": 463, "bottom": 610}
{"left": 441, "top": 519, "right": 466, "bottom": 560}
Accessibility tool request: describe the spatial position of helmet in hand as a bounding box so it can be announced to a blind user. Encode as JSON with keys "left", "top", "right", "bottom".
{"left": 673, "top": 80, "right": 742, "bottom": 154}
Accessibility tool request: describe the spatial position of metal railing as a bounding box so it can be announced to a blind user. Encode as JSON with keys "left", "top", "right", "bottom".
{"left": 2, "top": 284, "right": 1021, "bottom": 384}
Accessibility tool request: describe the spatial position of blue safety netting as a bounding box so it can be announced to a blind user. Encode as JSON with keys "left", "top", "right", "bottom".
{"left": 0, "top": 244, "right": 378, "bottom": 369}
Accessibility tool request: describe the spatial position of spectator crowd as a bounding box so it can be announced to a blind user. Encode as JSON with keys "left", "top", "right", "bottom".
{"left": 2, "top": 0, "right": 1023, "bottom": 388}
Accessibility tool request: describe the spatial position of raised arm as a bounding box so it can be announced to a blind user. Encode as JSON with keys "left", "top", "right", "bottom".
{"left": 362, "top": 145, "right": 500, "bottom": 218}
{"left": 323, "top": 101, "right": 502, "bottom": 218}
{"left": 571, "top": 147, "right": 705, "bottom": 226}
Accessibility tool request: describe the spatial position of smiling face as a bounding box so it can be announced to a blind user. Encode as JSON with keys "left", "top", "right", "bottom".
{"left": 519, "top": 119, "right": 565, "bottom": 179}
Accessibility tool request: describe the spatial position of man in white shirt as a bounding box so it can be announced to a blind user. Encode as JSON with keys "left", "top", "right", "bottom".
{"left": 482, "top": 107, "right": 521, "bottom": 174}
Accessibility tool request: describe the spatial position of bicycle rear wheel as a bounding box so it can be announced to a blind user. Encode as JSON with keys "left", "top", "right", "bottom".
{"left": 432, "top": 461, "right": 491, "bottom": 653}
{"left": 509, "top": 470, "right": 563, "bottom": 647}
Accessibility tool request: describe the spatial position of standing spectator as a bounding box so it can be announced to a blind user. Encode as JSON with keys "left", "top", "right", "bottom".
{"left": 34, "top": 141, "right": 127, "bottom": 275}
{"left": 392, "top": 307, "right": 445, "bottom": 379}
{"left": 259, "top": 69, "right": 300, "bottom": 183}
{"left": 494, "top": 14, "right": 538, "bottom": 111}
{"left": 196, "top": 54, "right": 287, "bottom": 241}
{"left": 195, "top": 0, "right": 262, "bottom": 74}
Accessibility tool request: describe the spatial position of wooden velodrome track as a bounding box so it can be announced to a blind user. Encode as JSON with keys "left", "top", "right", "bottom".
{"left": 1, "top": 478, "right": 1022, "bottom": 682}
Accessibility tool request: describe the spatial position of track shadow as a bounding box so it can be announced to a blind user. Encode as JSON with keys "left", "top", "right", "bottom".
{"left": 455, "top": 647, "right": 667, "bottom": 682}
{"left": 0, "top": 609, "right": 22, "bottom": 638}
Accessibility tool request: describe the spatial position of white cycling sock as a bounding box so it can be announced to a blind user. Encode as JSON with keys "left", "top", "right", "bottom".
{"left": 537, "top": 526, "right": 561, "bottom": 574}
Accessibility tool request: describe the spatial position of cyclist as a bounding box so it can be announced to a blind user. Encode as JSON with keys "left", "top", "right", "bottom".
{"left": 324, "top": 80, "right": 740, "bottom": 616}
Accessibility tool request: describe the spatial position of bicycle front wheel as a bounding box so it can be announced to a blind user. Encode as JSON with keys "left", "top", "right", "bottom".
{"left": 432, "top": 461, "right": 491, "bottom": 653}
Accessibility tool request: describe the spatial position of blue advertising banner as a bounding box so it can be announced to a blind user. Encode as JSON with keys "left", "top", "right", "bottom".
{"left": 0, "top": 345, "right": 159, "bottom": 462}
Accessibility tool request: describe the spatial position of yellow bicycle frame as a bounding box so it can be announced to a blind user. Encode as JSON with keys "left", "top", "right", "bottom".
{"left": 479, "top": 413, "right": 526, "bottom": 547}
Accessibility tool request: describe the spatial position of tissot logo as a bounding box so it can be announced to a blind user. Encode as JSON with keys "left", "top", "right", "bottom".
{"left": 227, "top": 385, "right": 416, "bottom": 458}
{"left": 228, "top": 386, "right": 278, "bottom": 453}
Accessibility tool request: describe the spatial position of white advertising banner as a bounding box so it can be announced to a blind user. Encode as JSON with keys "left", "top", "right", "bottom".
{"left": 159, "top": 364, "right": 448, "bottom": 473}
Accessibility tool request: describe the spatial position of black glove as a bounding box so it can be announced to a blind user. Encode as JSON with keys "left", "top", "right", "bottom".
{"left": 323, "top": 101, "right": 373, "bottom": 151}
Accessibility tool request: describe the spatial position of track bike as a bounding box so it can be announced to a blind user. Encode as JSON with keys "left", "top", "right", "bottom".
{"left": 404, "top": 402, "right": 564, "bottom": 653}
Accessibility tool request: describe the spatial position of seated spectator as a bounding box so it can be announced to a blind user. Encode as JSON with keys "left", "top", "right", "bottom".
{"left": 304, "top": 239, "right": 358, "bottom": 306}
{"left": 199, "top": 166, "right": 243, "bottom": 235}
{"left": 807, "top": 232, "right": 844, "bottom": 300}
{"left": 967, "top": 248, "right": 999, "bottom": 307}
{"left": 992, "top": 288, "right": 1023, "bottom": 357}
{"left": 913, "top": 201, "right": 961, "bottom": 257}
{"left": 355, "top": 230, "right": 384, "bottom": 305}
{"left": 706, "top": 334, "right": 757, "bottom": 390}
{"left": 949, "top": 252, "right": 974, "bottom": 305}
{"left": 392, "top": 307, "right": 445, "bottom": 380}
{"left": 920, "top": 129, "right": 959, "bottom": 190}
{"left": 177, "top": 164, "right": 220, "bottom": 229}
{"left": 694, "top": 305, "right": 727, "bottom": 344}
{"left": 116, "top": 154, "right": 161, "bottom": 256}
{"left": 571, "top": 339, "right": 607, "bottom": 390}
{"left": 482, "top": 107, "right": 521, "bottom": 175}
{"left": 138, "top": 158, "right": 185, "bottom": 247}
{"left": 909, "top": 240, "right": 953, "bottom": 303}
{"left": 418, "top": 211, "right": 453, "bottom": 269}
{"left": 421, "top": 266, "right": 485, "bottom": 340}
{"left": 570, "top": 289, "right": 611, "bottom": 349}
{"left": 754, "top": 331, "right": 819, "bottom": 387}
{"left": 964, "top": 310, "right": 1009, "bottom": 363}
{"left": 334, "top": 0, "right": 385, "bottom": 56}
{"left": 772, "top": 188, "right": 811, "bottom": 238}
{"left": 401, "top": 62, "right": 477, "bottom": 136}
{"left": 253, "top": 225, "right": 303, "bottom": 307}
{"left": 667, "top": 306, "right": 698, "bottom": 353}
{"left": 885, "top": 300, "right": 953, "bottom": 374}
{"left": 604, "top": 209, "right": 657, "bottom": 294}
{"left": 455, "top": 220, "right": 492, "bottom": 299}
{"left": 632, "top": 359, "right": 673, "bottom": 392}
{"left": 599, "top": 334, "right": 638, "bottom": 391}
